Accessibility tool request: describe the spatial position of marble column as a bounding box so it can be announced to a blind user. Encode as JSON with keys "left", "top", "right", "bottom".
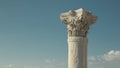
{"left": 60, "top": 8, "right": 97, "bottom": 68}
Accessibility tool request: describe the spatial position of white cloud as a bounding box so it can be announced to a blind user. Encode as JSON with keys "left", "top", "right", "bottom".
{"left": 45, "top": 59, "right": 56, "bottom": 64}
{"left": 102, "top": 50, "right": 120, "bottom": 61}
{"left": 0, "top": 64, "right": 14, "bottom": 68}
{"left": 88, "top": 56, "right": 97, "bottom": 64}
{"left": 88, "top": 50, "right": 120, "bottom": 64}
{"left": 7, "top": 64, "right": 13, "bottom": 68}
{"left": 44, "top": 58, "right": 67, "bottom": 68}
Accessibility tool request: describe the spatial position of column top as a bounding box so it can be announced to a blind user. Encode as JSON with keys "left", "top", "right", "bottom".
{"left": 60, "top": 8, "right": 97, "bottom": 37}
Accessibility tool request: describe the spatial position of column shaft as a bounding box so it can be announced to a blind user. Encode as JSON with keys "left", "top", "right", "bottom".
{"left": 68, "top": 37, "right": 88, "bottom": 68}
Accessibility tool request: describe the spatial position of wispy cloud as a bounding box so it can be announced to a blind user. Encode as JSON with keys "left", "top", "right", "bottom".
{"left": 0, "top": 64, "right": 14, "bottom": 68}
{"left": 44, "top": 58, "right": 66, "bottom": 68}
{"left": 7, "top": 64, "right": 14, "bottom": 68}
{"left": 0, "top": 58, "right": 66, "bottom": 68}
{"left": 102, "top": 50, "right": 120, "bottom": 61}
{"left": 88, "top": 50, "right": 120, "bottom": 64}
{"left": 45, "top": 59, "right": 56, "bottom": 64}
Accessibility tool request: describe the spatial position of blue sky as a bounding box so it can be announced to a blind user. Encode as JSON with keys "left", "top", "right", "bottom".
{"left": 0, "top": 0, "right": 120, "bottom": 68}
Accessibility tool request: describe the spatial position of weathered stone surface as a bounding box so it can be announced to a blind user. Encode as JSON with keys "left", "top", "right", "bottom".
{"left": 60, "top": 8, "right": 97, "bottom": 68}
{"left": 68, "top": 37, "right": 87, "bottom": 68}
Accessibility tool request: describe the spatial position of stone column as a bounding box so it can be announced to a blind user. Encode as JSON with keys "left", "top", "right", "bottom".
{"left": 60, "top": 8, "right": 97, "bottom": 68}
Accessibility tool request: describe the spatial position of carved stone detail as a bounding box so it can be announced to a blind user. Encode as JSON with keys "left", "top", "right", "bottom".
{"left": 60, "top": 8, "right": 97, "bottom": 37}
